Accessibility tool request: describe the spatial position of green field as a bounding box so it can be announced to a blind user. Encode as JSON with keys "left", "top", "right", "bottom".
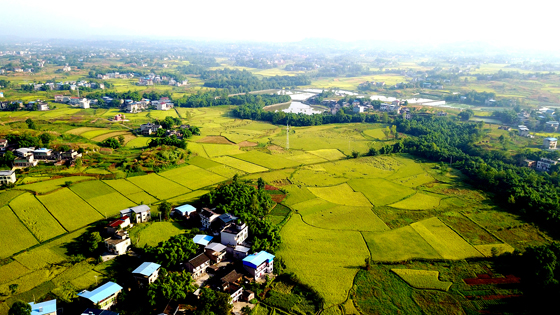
{"left": 126, "top": 173, "right": 190, "bottom": 200}
{"left": 348, "top": 178, "right": 415, "bottom": 206}
{"left": 364, "top": 226, "right": 443, "bottom": 262}
{"left": 234, "top": 151, "right": 302, "bottom": 169}
{"left": 9, "top": 193, "right": 66, "bottom": 241}
{"left": 159, "top": 165, "right": 227, "bottom": 190}
{"left": 15, "top": 176, "right": 95, "bottom": 194}
{"left": 103, "top": 179, "right": 158, "bottom": 204}
{"left": 213, "top": 156, "right": 269, "bottom": 173}
{"left": 0, "top": 206, "right": 39, "bottom": 258}
{"left": 130, "top": 222, "right": 186, "bottom": 247}
{"left": 304, "top": 205, "right": 389, "bottom": 232}
{"left": 389, "top": 193, "right": 443, "bottom": 210}
{"left": 308, "top": 183, "right": 372, "bottom": 207}
{"left": 70, "top": 180, "right": 137, "bottom": 216}
{"left": 202, "top": 143, "right": 244, "bottom": 157}
{"left": 37, "top": 188, "right": 104, "bottom": 231}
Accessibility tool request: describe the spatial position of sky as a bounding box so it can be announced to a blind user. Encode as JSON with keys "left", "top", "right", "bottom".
{"left": 1, "top": 0, "right": 557, "bottom": 49}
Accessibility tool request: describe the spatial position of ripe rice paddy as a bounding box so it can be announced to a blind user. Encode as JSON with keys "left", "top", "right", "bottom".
{"left": 307, "top": 183, "right": 372, "bottom": 207}
{"left": 0, "top": 206, "right": 39, "bottom": 258}
{"left": 391, "top": 269, "right": 453, "bottom": 291}
{"left": 212, "top": 156, "right": 268, "bottom": 173}
{"left": 126, "top": 173, "right": 189, "bottom": 200}
{"left": 9, "top": 193, "right": 66, "bottom": 241}
{"left": 389, "top": 192, "right": 443, "bottom": 210}
{"left": 159, "top": 165, "right": 227, "bottom": 190}
{"left": 37, "top": 188, "right": 104, "bottom": 231}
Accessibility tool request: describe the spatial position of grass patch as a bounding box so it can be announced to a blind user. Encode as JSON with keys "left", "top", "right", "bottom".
{"left": 187, "top": 156, "right": 223, "bottom": 169}
{"left": 126, "top": 173, "right": 189, "bottom": 199}
{"left": 304, "top": 205, "right": 389, "bottom": 232}
{"left": 308, "top": 183, "right": 372, "bottom": 207}
{"left": 0, "top": 206, "right": 39, "bottom": 258}
{"left": 9, "top": 193, "right": 66, "bottom": 241}
{"left": 70, "top": 270, "right": 105, "bottom": 290}
{"left": 125, "top": 136, "right": 151, "bottom": 148}
{"left": 202, "top": 143, "right": 244, "bottom": 157}
{"left": 159, "top": 165, "right": 227, "bottom": 190}
{"left": 37, "top": 188, "right": 103, "bottom": 231}
{"left": 306, "top": 149, "right": 346, "bottom": 161}
{"left": 235, "top": 151, "right": 301, "bottom": 169}
{"left": 129, "top": 222, "right": 186, "bottom": 247}
{"left": 282, "top": 185, "right": 317, "bottom": 206}
{"left": 392, "top": 173, "right": 435, "bottom": 188}
{"left": 391, "top": 269, "right": 453, "bottom": 291}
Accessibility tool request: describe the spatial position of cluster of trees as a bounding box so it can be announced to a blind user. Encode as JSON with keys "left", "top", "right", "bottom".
{"left": 395, "top": 116, "right": 560, "bottom": 227}
{"left": 99, "top": 136, "right": 125, "bottom": 149}
{"left": 5, "top": 132, "right": 54, "bottom": 148}
{"left": 444, "top": 90, "right": 515, "bottom": 107}
{"left": 491, "top": 109, "right": 518, "bottom": 124}
{"left": 316, "top": 63, "right": 371, "bottom": 77}
{"left": 200, "top": 176, "right": 281, "bottom": 252}
{"left": 148, "top": 135, "right": 187, "bottom": 149}
{"left": 232, "top": 103, "right": 386, "bottom": 126}
{"left": 174, "top": 91, "right": 290, "bottom": 108}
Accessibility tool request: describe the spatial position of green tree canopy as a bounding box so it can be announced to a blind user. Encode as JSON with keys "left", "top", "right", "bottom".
{"left": 8, "top": 301, "right": 31, "bottom": 315}
{"left": 146, "top": 234, "right": 197, "bottom": 268}
{"left": 147, "top": 269, "right": 195, "bottom": 306}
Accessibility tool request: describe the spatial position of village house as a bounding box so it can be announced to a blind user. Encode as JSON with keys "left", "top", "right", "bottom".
{"left": 220, "top": 222, "right": 248, "bottom": 246}
{"left": 0, "top": 139, "right": 7, "bottom": 150}
{"left": 79, "top": 98, "right": 90, "bottom": 109}
{"left": 54, "top": 95, "right": 64, "bottom": 102}
{"left": 139, "top": 123, "right": 162, "bottom": 136}
{"left": 13, "top": 154, "right": 38, "bottom": 167}
{"left": 536, "top": 158, "right": 559, "bottom": 172}
{"left": 193, "top": 234, "right": 214, "bottom": 246}
{"left": 78, "top": 282, "right": 123, "bottom": 310}
{"left": 543, "top": 137, "right": 557, "bottom": 150}
{"left": 205, "top": 242, "right": 227, "bottom": 263}
{"left": 233, "top": 245, "right": 251, "bottom": 260}
{"left": 132, "top": 262, "right": 161, "bottom": 286}
{"left": 119, "top": 205, "right": 151, "bottom": 223}
{"left": 104, "top": 230, "right": 131, "bottom": 255}
{"left": 107, "top": 216, "right": 131, "bottom": 234}
{"left": 62, "top": 65, "right": 71, "bottom": 72}
{"left": 353, "top": 105, "right": 365, "bottom": 113}
{"left": 242, "top": 251, "right": 274, "bottom": 280}
{"left": 113, "top": 114, "right": 126, "bottom": 121}
{"left": 33, "top": 148, "right": 53, "bottom": 160}
{"left": 219, "top": 270, "right": 244, "bottom": 303}
{"left": 126, "top": 103, "right": 140, "bottom": 113}
{"left": 81, "top": 309, "right": 119, "bottom": 315}
{"left": 0, "top": 92, "right": 3, "bottom": 98}
{"left": 172, "top": 204, "right": 197, "bottom": 219}
{"left": 157, "top": 102, "right": 171, "bottom": 111}
{"left": 200, "top": 208, "right": 220, "bottom": 229}
{"left": 185, "top": 253, "right": 211, "bottom": 278}
{"left": 0, "top": 170, "right": 17, "bottom": 185}
{"left": 545, "top": 121, "right": 559, "bottom": 131}
{"left": 518, "top": 125, "right": 530, "bottom": 137}
{"left": 29, "top": 299, "right": 57, "bottom": 315}
{"left": 60, "top": 149, "right": 82, "bottom": 160}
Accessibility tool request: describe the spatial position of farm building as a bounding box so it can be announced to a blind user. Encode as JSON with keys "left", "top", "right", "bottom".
{"left": 242, "top": 251, "right": 274, "bottom": 280}
{"left": 205, "top": 242, "right": 227, "bottom": 263}
{"left": 139, "top": 123, "right": 162, "bottom": 136}
{"left": 173, "top": 204, "right": 197, "bottom": 219}
{"left": 120, "top": 205, "right": 151, "bottom": 223}
{"left": 78, "top": 281, "right": 123, "bottom": 310}
{"left": 543, "top": 137, "right": 557, "bottom": 150}
{"left": 193, "top": 234, "right": 214, "bottom": 246}
{"left": 132, "top": 262, "right": 161, "bottom": 285}
{"left": 0, "top": 170, "right": 16, "bottom": 185}
{"left": 29, "top": 299, "right": 57, "bottom": 315}
{"left": 200, "top": 208, "right": 219, "bottom": 229}
{"left": 186, "top": 253, "right": 211, "bottom": 278}
{"left": 220, "top": 222, "right": 248, "bottom": 246}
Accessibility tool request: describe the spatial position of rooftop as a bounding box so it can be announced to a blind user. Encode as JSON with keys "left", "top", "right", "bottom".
{"left": 206, "top": 242, "right": 227, "bottom": 253}
{"left": 81, "top": 308, "right": 120, "bottom": 315}
{"left": 193, "top": 234, "right": 213, "bottom": 246}
{"left": 29, "top": 299, "right": 56, "bottom": 315}
{"left": 175, "top": 204, "right": 196, "bottom": 215}
{"left": 132, "top": 262, "right": 161, "bottom": 277}
{"left": 545, "top": 137, "right": 558, "bottom": 141}
{"left": 188, "top": 253, "right": 210, "bottom": 268}
{"left": 0, "top": 170, "right": 14, "bottom": 176}
{"left": 243, "top": 251, "right": 275, "bottom": 269}
{"left": 78, "top": 281, "right": 123, "bottom": 304}
{"left": 218, "top": 213, "right": 238, "bottom": 224}
{"left": 234, "top": 245, "right": 251, "bottom": 253}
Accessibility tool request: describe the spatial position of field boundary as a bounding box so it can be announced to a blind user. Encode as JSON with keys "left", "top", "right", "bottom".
{"left": 7, "top": 205, "right": 41, "bottom": 244}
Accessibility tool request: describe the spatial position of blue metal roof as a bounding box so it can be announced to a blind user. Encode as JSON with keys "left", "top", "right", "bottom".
{"left": 193, "top": 234, "right": 213, "bottom": 246}
{"left": 545, "top": 137, "right": 558, "bottom": 141}
{"left": 175, "top": 204, "right": 196, "bottom": 215}
{"left": 78, "top": 282, "right": 123, "bottom": 304}
{"left": 242, "top": 251, "right": 275, "bottom": 269}
{"left": 29, "top": 299, "right": 56, "bottom": 315}
{"left": 132, "top": 262, "right": 160, "bottom": 277}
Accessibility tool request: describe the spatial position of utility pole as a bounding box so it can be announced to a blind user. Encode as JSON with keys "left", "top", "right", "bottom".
{"left": 286, "top": 123, "right": 289, "bottom": 150}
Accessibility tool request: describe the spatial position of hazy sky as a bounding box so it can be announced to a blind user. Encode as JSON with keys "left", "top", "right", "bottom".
{"left": 1, "top": 0, "right": 555, "bottom": 48}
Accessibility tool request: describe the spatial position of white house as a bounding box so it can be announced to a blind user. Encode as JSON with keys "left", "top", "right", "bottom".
{"left": 104, "top": 231, "right": 131, "bottom": 255}
{"left": 543, "top": 137, "right": 557, "bottom": 150}
{"left": 33, "top": 148, "right": 53, "bottom": 160}
{"left": 199, "top": 208, "right": 219, "bottom": 229}
{"left": 157, "top": 103, "right": 170, "bottom": 111}
{"left": 0, "top": 170, "right": 16, "bottom": 185}
{"left": 13, "top": 155, "right": 38, "bottom": 168}
{"left": 120, "top": 205, "right": 151, "bottom": 223}
{"left": 78, "top": 282, "right": 123, "bottom": 310}
{"left": 242, "top": 251, "right": 274, "bottom": 280}
{"left": 536, "top": 158, "right": 559, "bottom": 172}
{"left": 220, "top": 222, "right": 248, "bottom": 246}
{"left": 205, "top": 242, "right": 227, "bottom": 263}
{"left": 29, "top": 299, "right": 57, "bottom": 315}
{"left": 132, "top": 262, "right": 161, "bottom": 285}
{"left": 186, "top": 253, "right": 211, "bottom": 278}
{"left": 79, "top": 98, "right": 90, "bottom": 109}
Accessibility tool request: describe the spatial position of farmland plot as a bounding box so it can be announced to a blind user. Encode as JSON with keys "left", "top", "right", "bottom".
{"left": 308, "top": 183, "right": 372, "bottom": 207}
{"left": 0, "top": 206, "right": 39, "bottom": 258}
{"left": 389, "top": 193, "right": 443, "bottom": 210}
{"left": 348, "top": 178, "right": 415, "bottom": 206}
{"left": 304, "top": 205, "right": 389, "bottom": 232}
{"left": 234, "top": 151, "right": 301, "bottom": 169}
{"left": 290, "top": 165, "right": 348, "bottom": 187}
{"left": 159, "top": 165, "right": 227, "bottom": 190}
{"left": 103, "top": 179, "right": 158, "bottom": 204}
{"left": 306, "top": 149, "right": 346, "bottom": 161}
{"left": 213, "top": 156, "right": 268, "bottom": 173}
{"left": 15, "top": 176, "right": 95, "bottom": 194}
{"left": 38, "top": 188, "right": 103, "bottom": 231}
{"left": 70, "top": 180, "right": 136, "bottom": 216}
{"left": 126, "top": 173, "right": 189, "bottom": 199}
{"left": 10, "top": 193, "right": 66, "bottom": 241}
{"left": 202, "top": 143, "right": 244, "bottom": 157}
{"left": 391, "top": 269, "right": 453, "bottom": 291}
{"left": 364, "top": 226, "right": 442, "bottom": 262}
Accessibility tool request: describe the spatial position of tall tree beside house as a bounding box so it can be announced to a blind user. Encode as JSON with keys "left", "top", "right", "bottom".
{"left": 87, "top": 231, "right": 103, "bottom": 253}
{"left": 195, "top": 287, "right": 232, "bottom": 315}
{"left": 8, "top": 301, "right": 31, "bottom": 315}
{"left": 158, "top": 201, "right": 171, "bottom": 220}
{"left": 257, "top": 177, "right": 265, "bottom": 190}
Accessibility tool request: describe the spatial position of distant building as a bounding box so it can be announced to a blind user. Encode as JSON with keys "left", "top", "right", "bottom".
{"left": 33, "top": 148, "right": 53, "bottom": 160}
{"left": 78, "top": 282, "right": 123, "bottom": 310}
{"left": 79, "top": 98, "right": 90, "bottom": 109}
{"left": 119, "top": 205, "right": 151, "bottom": 223}
{"left": 139, "top": 123, "right": 162, "bottom": 136}
{"left": 518, "top": 125, "right": 530, "bottom": 137}
{"left": 173, "top": 204, "right": 197, "bottom": 219}
{"left": 543, "top": 137, "right": 557, "bottom": 150}
{"left": 81, "top": 309, "right": 119, "bottom": 315}
{"left": 536, "top": 158, "right": 559, "bottom": 172}
{"left": 546, "top": 121, "right": 559, "bottom": 131}
{"left": 29, "top": 299, "right": 57, "bottom": 315}
{"left": 0, "top": 170, "right": 16, "bottom": 185}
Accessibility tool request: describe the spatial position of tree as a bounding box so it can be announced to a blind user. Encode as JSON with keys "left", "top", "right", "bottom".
{"left": 147, "top": 269, "right": 195, "bottom": 306}
{"left": 25, "top": 118, "right": 36, "bottom": 129}
{"left": 158, "top": 201, "right": 171, "bottom": 220}
{"left": 77, "top": 147, "right": 85, "bottom": 154}
{"left": 100, "top": 137, "right": 121, "bottom": 149}
{"left": 87, "top": 232, "right": 103, "bottom": 253}
{"left": 458, "top": 109, "right": 474, "bottom": 121}
{"left": 8, "top": 301, "right": 31, "bottom": 315}
{"left": 351, "top": 150, "right": 359, "bottom": 158}
{"left": 118, "top": 135, "right": 125, "bottom": 145}
{"left": 390, "top": 125, "right": 397, "bottom": 139}
{"left": 39, "top": 133, "right": 53, "bottom": 146}
{"left": 382, "top": 126, "right": 391, "bottom": 140}
{"left": 146, "top": 234, "right": 197, "bottom": 268}
{"left": 257, "top": 177, "right": 265, "bottom": 190}
{"left": 195, "top": 288, "right": 232, "bottom": 315}
{"left": 9, "top": 284, "right": 18, "bottom": 294}
{"left": 75, "top": 158, "right": 82, "bottom": 169}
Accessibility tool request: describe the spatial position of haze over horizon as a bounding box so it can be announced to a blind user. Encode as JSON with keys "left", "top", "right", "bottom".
{"left": 1, "top": 0, "right": 557, "bottom": 51}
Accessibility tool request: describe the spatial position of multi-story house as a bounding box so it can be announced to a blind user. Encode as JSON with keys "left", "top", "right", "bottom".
{"left": 220, "top": 222, "right": 248, "bottom": 246}
{"left": 119, "top": 205, "right": 151, "bottom": 223}
{"left": 186, "top": 253, "right": 211, "bottom": 278}
{"left": 0, "top": 170, "right": 16, "bottom": 185}
{"left": 132, "top": 262, "right": 161, "bottom": 286}
{"left": 78, "top": 282, "right": 123, "bottom": 310}
{"left": 242, "top": 251, "right": 274, "bottom": 280}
